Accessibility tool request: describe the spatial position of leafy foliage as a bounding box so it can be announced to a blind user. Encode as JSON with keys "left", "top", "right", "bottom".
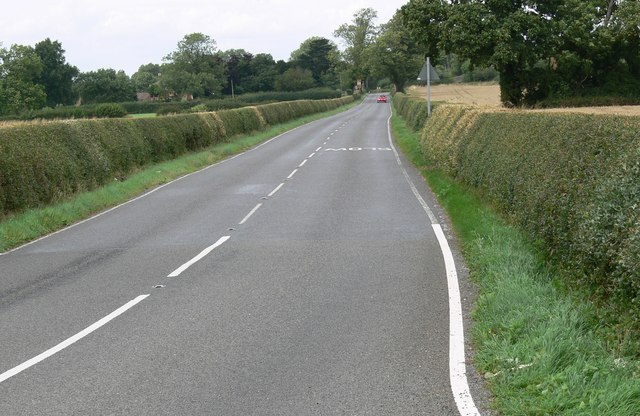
{"left": 401, "top": 0, "right": 640, "bottom": 106}
{"left": 161, "top": 33, "right": 225, "bottom": 99}
{"left": 73, "top": 68, "right": 136, "bottom": 104}
{"left": 0, "top": 96, "right": 353, "bottom": 217}
{"left": 415, "top": 104, "right": 640, "bottom": 323}
{"left": 34, "top": 38, "right": 79, "bottom": 106}
{"left": 0, "top": 44, "right": 46, "bottom": 115}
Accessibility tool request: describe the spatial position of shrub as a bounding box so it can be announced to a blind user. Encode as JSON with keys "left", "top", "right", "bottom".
{"left": 94, "top": 103, "right": 128, "bottom": 118}
{"left": 417, "top": 104, "right": 640, "bottom": 318}
{"left": 0, "top": 96, "right": 353, "bottom": 218}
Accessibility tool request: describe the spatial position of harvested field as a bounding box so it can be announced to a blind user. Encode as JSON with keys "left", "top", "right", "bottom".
{"left": 407, "top": 83, "right": 640, "bottom": 115}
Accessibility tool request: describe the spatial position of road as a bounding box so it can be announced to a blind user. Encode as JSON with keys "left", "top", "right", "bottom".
{"left": 0, "top": 95, "right": 481, "bottom": 415}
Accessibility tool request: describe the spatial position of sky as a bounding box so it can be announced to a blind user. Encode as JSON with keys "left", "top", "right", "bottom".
{"left": 1, "top": 0, "right": 408, "bottom": 75}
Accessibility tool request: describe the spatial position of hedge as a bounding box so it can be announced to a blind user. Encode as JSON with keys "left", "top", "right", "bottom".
{"left": 411, "top": 103, "right": 640, "bottom": 318}
{"left": 392, "top": 92, "right": 433, "bottom": 131}
{"left": 0, "top": 96, "right": 353, "bottom": 217}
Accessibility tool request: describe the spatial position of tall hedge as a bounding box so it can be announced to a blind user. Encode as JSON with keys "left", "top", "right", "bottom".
{"left": 0, "top": 96, "right": 353, "bottom": 217}
{"left": 414, "top": 104, "right": 640, "bottom": 316}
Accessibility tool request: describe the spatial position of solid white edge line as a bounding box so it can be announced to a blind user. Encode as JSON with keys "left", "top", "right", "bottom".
{"left": 239, "top": 203, "right": 263, "bottom": 225}
{"left": 298, "top": 159, "right": 308, "bottom": 168}
{"left": 433, "top": 224, "right": 481, "bottom": 416}
{"left": 267, "top": 183, "right": 285, "bottom": 198}
{"left": 386, "top": 113, "right": 480, "bottom": 416}
{"left": 0, "top": 294, "right": 150, "bottom": 384}
{"left": 386, "top": 115, "right": 438, "bottom": 224}
{"left": 168, "top": 236, "right": 230, "bottom": 277}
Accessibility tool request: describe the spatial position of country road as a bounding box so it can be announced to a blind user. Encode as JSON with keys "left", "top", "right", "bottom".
{"left": 0, "top": 95, "right": 483, "bottom": 415}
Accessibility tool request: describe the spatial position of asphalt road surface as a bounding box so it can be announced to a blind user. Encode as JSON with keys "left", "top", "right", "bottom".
{"left": 0, "top": 95, "right": 482, "bottom": 415}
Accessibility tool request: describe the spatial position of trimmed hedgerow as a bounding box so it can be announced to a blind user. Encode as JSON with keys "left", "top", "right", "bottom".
{"left": 392, "top": 92, "right": 433, "bottom": 131}
{"left": 0, "top": 96, "right": 353, "bottom": 217}
{"left": 414, "top": 104, "right": 640, "bottom": 320}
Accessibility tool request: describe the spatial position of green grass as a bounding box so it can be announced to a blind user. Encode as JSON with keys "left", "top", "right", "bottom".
{"left": 390, "top": 109, "right": 640, "bottom": 415}
{"left": 125, "top": 113, "right": 157, "bottom": 118}
{"left": 0, "top": 101, "right": 359, "bottom": 253}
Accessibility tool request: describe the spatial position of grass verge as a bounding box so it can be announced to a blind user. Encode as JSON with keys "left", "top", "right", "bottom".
{"left": 390, "top": 109, "right": 640, "bottom": 415}
{"left": 0, "top": 101, "right": 359, "bottom": 253}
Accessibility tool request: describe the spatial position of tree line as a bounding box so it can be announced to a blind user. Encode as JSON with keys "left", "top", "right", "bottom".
{"left": 4, "top": 1, "right": 635, "bottom": 114}
{"left": 400, "top": 0, "right": 640, "bottom": 106}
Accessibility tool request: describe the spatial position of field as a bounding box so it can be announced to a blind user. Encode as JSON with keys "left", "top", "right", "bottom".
{"left": 407, "top": 83, "right": 640, "bottom": 115}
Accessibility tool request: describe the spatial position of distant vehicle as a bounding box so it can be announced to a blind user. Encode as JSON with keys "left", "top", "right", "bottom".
{"left": 376, "top": 95, "right": 387, "bottom": 103}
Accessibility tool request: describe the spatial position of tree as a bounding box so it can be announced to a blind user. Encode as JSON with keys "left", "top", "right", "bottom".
{"left": 220, "top": 49, "right": 254, "bottom": 95}
{"left": 34, "top": 38, "right": 78, "bottom": 107}
{"left": 162, "top": 33, "right": 225, "bottom": 99}
{"left": 0, "top": 44, "right": 46, "bottom": 114}
{"left": 246, "top": 53, "right": 278, "bottom": 92}
{"left": 401, "top": 0, "right": 640, "bottom": 106}
{"left": 334, "top": 8, "right": 379, "bottom": 89}
{"left": 290, "top": 37, "right": 340, "bottom": 87}
{"left": 366, "top": 12, "right": 423, "bottom": 93}
{"left": 132, "top": 63, "right": 161, "bottom": 95}
{"left": 274, "top": 67, "right": 316, "bottom": 91}
{"left": 73, "top": 68, "right": 135, "bottom": 103}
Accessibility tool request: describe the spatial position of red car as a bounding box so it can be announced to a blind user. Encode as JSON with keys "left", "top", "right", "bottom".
{"left": 376, "top": 95, "right": 388, "bottom": 103}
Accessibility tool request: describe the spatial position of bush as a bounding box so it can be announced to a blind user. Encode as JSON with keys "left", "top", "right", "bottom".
{"left": 417, "top": 104, "right": 640, "bottom": 319}
{"left": 0, "top": 96, "right": 353, "bottom": 218}
{"left": 94, "top": 103, "right": 128, "bottom": 118}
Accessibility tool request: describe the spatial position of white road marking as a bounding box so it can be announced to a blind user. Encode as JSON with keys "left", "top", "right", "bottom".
{"left": 239, "top": 203, "right": 263, "bottom": 225}
{"left": 168, "top": 236, "right": 230, "bottom": 277}
{"left": 298, "top": 159, "right": 308, "bottom": 168}
{"left": 0, "top": 294, "right": 149, "bottom": 384}
{"left": 308, "top": 152, "right": 316, "bottom": 159}
{"left": 386, "top": 114, "right": 480, "bottom": 416}
{"left": 287, "top": 169, "right": 298, "bottom": 179}
{"left": 267, "top": 183, "right": 285, "bottom": 197}
{"left": 315, "top": 147, "right": 322, "bottom": 152}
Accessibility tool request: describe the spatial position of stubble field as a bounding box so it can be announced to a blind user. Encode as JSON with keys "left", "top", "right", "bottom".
{"left": 408, "top": 83, "right": 640, "bottom": 115}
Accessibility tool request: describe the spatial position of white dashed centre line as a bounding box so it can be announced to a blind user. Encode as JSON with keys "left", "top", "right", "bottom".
{"left": 267, "top": 183, "right": 285, "bottom": 197}
{"left": 239, "top": 203, "right": 263, "bottom": 225}
{"left": 0, "top": 294, "right": 150, "bottom": 384}
{"left": 168, "top": 236, "right": 230, "bottom": 277}
{"left": 298, "top": 159, "right": 308, "bottom": 168}
{"left": 287, "top": 169, "right": 298, "bottom": 179}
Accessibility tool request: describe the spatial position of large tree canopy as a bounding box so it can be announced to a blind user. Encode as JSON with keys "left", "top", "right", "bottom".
{"left": 73, "top": 68, "right": 135, "bottom": 104}
{"left": 366, "top": 12, "right": 423, "bottom": 93}
{"left": 401, "top": 0, "right": 640, "bottom": 106}
{"left": 290, "top": 37, "right": 340, "bottom": 87}
{"left": 34, "top": 38, "right": 78, "bottom": 106}
{"left": 0, "top": 44, "right": 46, "bottom": 114}
{"left": 161, "top": 33, "right": 225, "bottom": 99}
{"left": 334, "top": 8, "right": 379, "bottom": 86}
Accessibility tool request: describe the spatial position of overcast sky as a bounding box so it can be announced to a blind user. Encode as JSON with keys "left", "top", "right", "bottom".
{"left": 2, "top": 0, "right": 408, "bottom": 75}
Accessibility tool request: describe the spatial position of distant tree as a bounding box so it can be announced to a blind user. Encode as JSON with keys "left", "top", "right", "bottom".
{"left": 161, "top": 33, "right": 225, "bottom": 99}
{"left": 290, "top": 37, "right": 340, "bottom": 87}
{"left": 220, "top": 49, "right": 254, "bottom": 95}
{"left": 73, "top": 68, "right": 135, "bottom": 103}
{"left": 246, "top": 53, "right": 278, "bottom": 92}
{"left": 334, "top": 8, "right": 379, "bottom": 89}
{"left": 274, "top": 67, "right": 316, "bottom": 91}
{"left": 132, "top": 63, "right": 161, "bottom": 96}
{"left": 0, "top": 44, "right": 46, "bottom": 114}
{"left": 366, "top": 12, "right": 423, "bottom": 93}
{"left": 34, "top": 38, "right": 79, "bottom": 106}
